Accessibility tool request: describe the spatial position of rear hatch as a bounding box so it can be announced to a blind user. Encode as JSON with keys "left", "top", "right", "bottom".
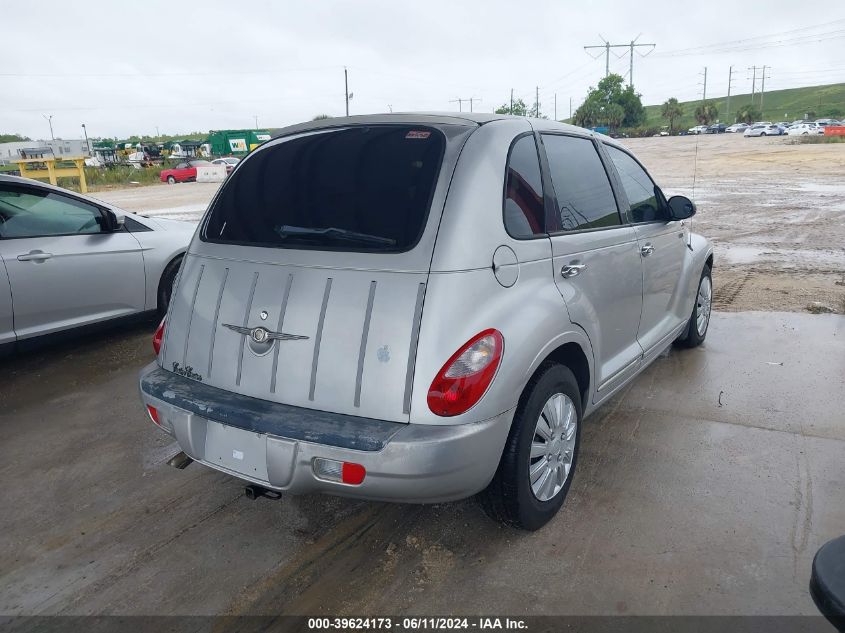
{"left": 160, "top": 122, "right": 473, "bottom": 423}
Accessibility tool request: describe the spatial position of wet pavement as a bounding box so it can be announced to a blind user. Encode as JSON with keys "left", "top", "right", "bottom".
{"left": 0, "top": 311, "right": 843, "bottom": 616}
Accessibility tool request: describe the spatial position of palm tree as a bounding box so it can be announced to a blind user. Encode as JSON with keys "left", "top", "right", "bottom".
{"left": 604, "top": 103, "right": 625, "bottom": 131}
{"left": 694, "top": 101, "right": 719, "bottom": 125}
{"left": 661, "top": 98, "right": 683, "bottom": 133}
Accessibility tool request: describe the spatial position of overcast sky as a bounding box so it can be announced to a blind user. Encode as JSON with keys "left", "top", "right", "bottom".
{"left": 3, "top": 1, "right": 845, "bottom": 140}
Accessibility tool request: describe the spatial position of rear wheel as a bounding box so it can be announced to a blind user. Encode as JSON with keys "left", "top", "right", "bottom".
{"left": 166, "top": 175, "right": 176, "bottom": 184}
{"left": 157, "top": 256, "right": 183, "bottom": 317}
{"left": 480, "top": 363, "right": 582, "bottom": 531}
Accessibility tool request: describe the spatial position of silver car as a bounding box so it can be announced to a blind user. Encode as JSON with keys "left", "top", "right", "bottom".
{"left": 139, "top": 114, "right": 713, "bottom": 530}
{"left": 0, "top": 175, "right": 194, "bottom": 353}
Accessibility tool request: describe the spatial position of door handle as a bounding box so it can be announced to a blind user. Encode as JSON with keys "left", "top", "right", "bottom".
{"left": 17, "top": 250, "right": 53, "bottom": 262}
{"left": 560, "top": 263, "right": 587, "bottom": 278}
{"left": 640, "top": 244, "right": 654, "bottom": 257}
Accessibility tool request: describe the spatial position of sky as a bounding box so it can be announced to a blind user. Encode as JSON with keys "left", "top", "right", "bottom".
{"left": 3, "top": 1, "right": 845, "bottom": 140}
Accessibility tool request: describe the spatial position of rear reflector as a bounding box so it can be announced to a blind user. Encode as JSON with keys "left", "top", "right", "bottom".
{"left": 146, "top": 405, "right": 161, "bottom": 426}
{"left": 313, "top": 458, "right": 366, "bottom": 485}
{"left": 153, "top": 318, "right": 165, "bottom": 356}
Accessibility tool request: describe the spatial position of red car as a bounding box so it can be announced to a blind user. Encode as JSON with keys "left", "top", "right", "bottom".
{"left": 160, "top": 160, "right": 211, "bottom": 184}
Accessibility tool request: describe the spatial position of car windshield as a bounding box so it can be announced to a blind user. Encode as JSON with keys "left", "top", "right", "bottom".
{"left": 203, "top": 125, "right": 445, "bottom": 252}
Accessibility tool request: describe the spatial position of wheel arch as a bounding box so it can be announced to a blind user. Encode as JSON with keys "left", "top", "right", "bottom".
{"left": 156, "top": 252, "right": 185, "bottom": 312}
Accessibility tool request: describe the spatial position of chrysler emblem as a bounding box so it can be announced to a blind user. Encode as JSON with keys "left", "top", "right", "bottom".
{"left": 222, "top": 323, "right": 310, "bottom": 342}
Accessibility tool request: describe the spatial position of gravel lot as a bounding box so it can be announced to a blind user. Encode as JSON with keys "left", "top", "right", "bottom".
{"left": 92, "top": 133, "right": 845, "bottom": 314}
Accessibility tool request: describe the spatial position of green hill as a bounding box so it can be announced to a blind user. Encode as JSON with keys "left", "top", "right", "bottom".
{"left": 643, "top": 82, "right": 845, "bottom": 127}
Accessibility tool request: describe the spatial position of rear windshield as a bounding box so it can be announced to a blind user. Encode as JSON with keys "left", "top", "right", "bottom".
{"left": 202, "top": 125, "right": 445, "bottom": 252}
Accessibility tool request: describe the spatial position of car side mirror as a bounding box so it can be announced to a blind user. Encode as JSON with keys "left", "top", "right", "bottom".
{"left": 667, "top": 195, "right": 696, "bottom": 220}
{"left": 104, "top": 209, "right": 125, "bottom": 231}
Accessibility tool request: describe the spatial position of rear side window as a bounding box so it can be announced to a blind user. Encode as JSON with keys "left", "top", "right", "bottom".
{"left": 203, "top": 125, "right": 445, "bottom": 252}
{"left": 542, "top": 134, "right": 620, "bottom": 231}
{"left": 604, "top": 145, "right": 667, "bottom": 223}
{"left": 503, "top": 135, "right": 545, "bottom": 239}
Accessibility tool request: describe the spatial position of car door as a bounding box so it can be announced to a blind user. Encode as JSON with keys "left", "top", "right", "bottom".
{"left": 0, "top": 254, "right": 13, "bottom": 347}
{"left": 0, "top": 181, "right": 146, "bottom": 340}
{"left": 603, "top": 144, "right": 688, "bottom": 359}
{"left": 540, "top": 133, "right": 644, "bottom": 398}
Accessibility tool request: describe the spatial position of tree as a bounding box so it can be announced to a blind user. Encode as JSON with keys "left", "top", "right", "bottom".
{"left": 734, "top": 103, "right": 762, "bottom": 124}
{"left": 618, "top": 85, "right": 646, "bottom": 127}
{"left": 0, "top": 133, "right": 31, "bottom": 143}
{"left": 573, "top": 100, "right": 602, "bottom": 128}
{"left": 495, "top": 98, "right": 528, "bottom": 116}
{"left": 604, "top": 103, "right": 625, "bottom": 131}
{"left": 572, "top": 73, "right": 645, "bottom": 129}
{"left": 694, "top": 101, "right": 719, "bottom": 125}
{"left": 661, "top": 98, "right": 684, "bottom": 132}
{"left": 312, "top": 114, "right": 330, "bottom": 120}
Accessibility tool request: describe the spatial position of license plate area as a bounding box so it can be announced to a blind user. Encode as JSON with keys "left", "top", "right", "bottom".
{"left": 205, "top": 420, "right": 269, "bottom": 481}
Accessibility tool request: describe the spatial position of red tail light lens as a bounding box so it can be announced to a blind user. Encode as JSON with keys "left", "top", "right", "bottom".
{"left": 153, "top": 318, "right": 165, "bottom": 356}
{"left": 341, "top": 462, "right": 367, "bottom": 485}
{"left": 146, "top": 405, "right": 161, "bottom": 426}
{"left": 427, "top": 329, "right": 504, "bottom": 417}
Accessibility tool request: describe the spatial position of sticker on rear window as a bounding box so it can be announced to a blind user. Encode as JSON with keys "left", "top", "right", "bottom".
{"left": 406, "top": 130, "right": 431, "bottom": 139}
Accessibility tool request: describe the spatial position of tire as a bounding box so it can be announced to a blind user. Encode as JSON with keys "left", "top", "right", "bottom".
{"left": 167, "top": 175, "right": 176, "bottom": 184}
{"left": 480, "top": 363, "right": 582, "bottom": 531}
{"left": 676, "top": 265, "right": 712, "bottom": 348}
{"left": 157, "top": 256, "right": 183, "bottom": 317}
{"left": 760, "top": 132, "right": 766, "bottom": 136}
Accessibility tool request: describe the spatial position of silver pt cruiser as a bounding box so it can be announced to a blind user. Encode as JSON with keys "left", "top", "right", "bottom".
{"left": 139, "top": 113, "right": 713, "bottom": 530}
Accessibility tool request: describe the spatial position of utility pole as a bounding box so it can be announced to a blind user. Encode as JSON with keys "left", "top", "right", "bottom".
{"left": 42, "top": 114, "right": 54, "bottom": 140}
{"left": 760, "top": 65, "right": 771, "bottom": 112}
{"left": 726, "top": 66, "right": 737, "bottom": 121}
{"left": 344, "top": 67, "right": 350, "bottom": 116}
{"left": 468, "top": 97, "right": 480, "bottom": 113}
{"left": 535, "top": 86, "right": 540, "bottom": 117}
{"left": 253, "top": 115, "right": 258, "bottom": 129}
{"left": 699, "top": 66, "right": 708, "bottom": 102}
{"left": 510, "top": 88, "right": 514, "bottom": 114}
{"left": 449, "top": 98, "right": 464, "bottom": 112}
{"left": 155, "top": 126, "right": 160, "bottom": 138}
{"left": 748, "top": 65, "right": 758, "bottom": 107}
{"left": 584, "top": 36, "right": 655, "bottom": 85}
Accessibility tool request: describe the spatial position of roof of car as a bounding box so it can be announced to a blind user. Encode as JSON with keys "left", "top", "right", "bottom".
{"left": 270, "top": 112, "right": 597, "bottom": 140}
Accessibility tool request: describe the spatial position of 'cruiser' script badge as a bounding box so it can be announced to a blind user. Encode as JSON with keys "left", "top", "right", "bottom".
{"left": 172, "top": 362, "right": 203, "bottom": 382}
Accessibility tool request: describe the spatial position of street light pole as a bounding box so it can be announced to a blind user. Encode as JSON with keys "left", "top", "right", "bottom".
{"left": 344, "top": 67, "right": 350, "bottom": 116}
{"left": 43, "top": 114, "right": 54, "bottom": 140}
{"left": 81, "top": 123, "right": 90, "bottom": 155}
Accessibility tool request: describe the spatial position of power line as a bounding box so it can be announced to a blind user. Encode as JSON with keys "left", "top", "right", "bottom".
{"left": 653, "top": 18, "right": 845, "bottom": 57}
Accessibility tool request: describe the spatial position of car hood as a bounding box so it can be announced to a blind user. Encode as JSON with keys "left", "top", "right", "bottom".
{"left": 132, "top": 214, "right": 197, "bottom": 231}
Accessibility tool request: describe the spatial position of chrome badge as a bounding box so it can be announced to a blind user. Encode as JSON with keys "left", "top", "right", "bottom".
{"left": 222, "top": 323, "right": 309, "bottom": 342}
{"left": 223, "top": 323, "right": 309, "bottom": 357}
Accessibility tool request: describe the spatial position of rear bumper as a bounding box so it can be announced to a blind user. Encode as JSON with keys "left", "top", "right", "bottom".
{"left": 138, "top": 362, "right": 513, "bottom": 503}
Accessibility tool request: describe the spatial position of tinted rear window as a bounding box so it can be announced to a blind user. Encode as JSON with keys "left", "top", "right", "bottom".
{"left": 203, "top": 125, "right": 445, "bottom": 252}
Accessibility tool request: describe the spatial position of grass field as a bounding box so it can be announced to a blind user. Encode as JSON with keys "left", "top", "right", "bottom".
{"left": 643, "top": 82, "right": 845, "bottom": 128}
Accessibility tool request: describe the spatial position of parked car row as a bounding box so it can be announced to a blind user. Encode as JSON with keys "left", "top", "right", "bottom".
{"left": 159, "top": 157, "right": 241, "bottom": 183}
{"left": 687, "top": 118, "right": 842, "bottom": 138}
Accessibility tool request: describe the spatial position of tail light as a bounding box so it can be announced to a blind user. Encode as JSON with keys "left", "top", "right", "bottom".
{"left": 146, "top": 405, "right": 161, "bottom": 426}
{"left": 153, "top": 318, "right": 165, "bottom": 356}
{"left": 313, "top": 458, "right": 367, "bottom": 485}
{"left": 428, "top": 329, "right": 504, "bottom": 417}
